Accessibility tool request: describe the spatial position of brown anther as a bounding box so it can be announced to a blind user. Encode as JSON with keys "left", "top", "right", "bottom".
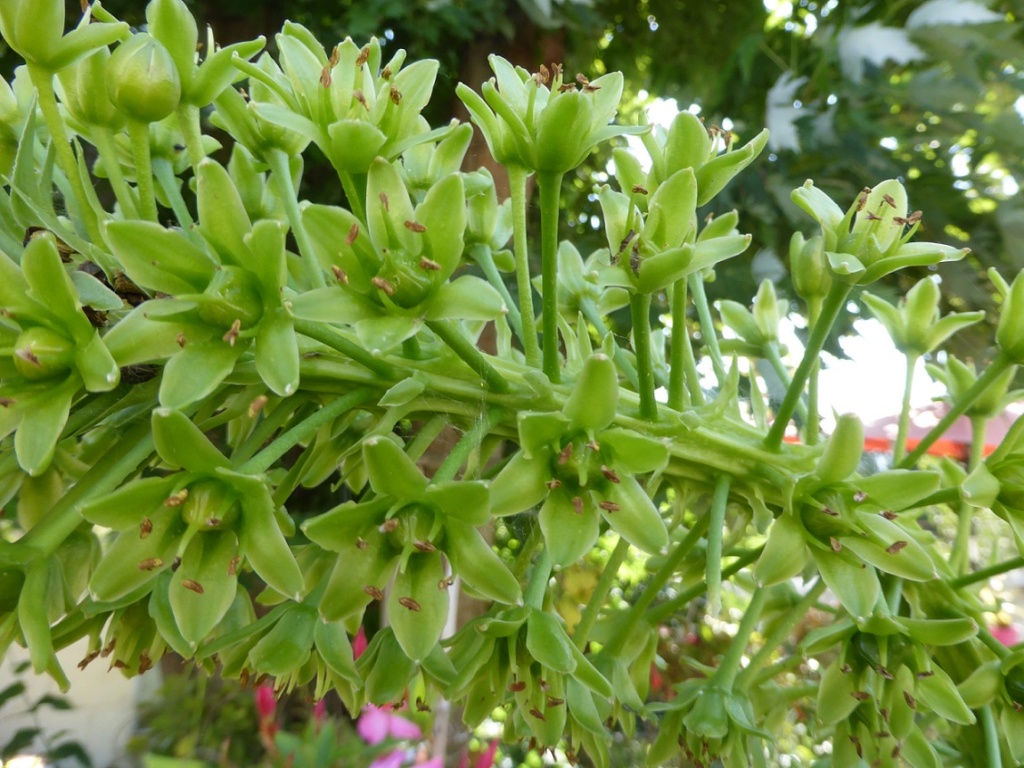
{"left": 138, "top": 652, "right": 154, "bottom": 674}
{"left": 223, "top": 319, "right": 242, "bottom": 346}
{"left": 856, "top": 188, "right": 871, "bottom": 211}
{"left": 101, "top": 639, "right": 116, "bottom": 658}
{"left": 78, "top": 650, "right": 99, "bottom": 670}
{"left": 418, "top": 258, "right": 441, "bottom": 271}
{"left": 346, "top": 223, "right": 360, "bottom": 245}
{"left": 390, "top": 86, "right": 402, "bottom": 104}
{"left": 616, "top": 228, "right": 637, "bottom": 257}
{"left": 320, "top": 66, "right": 332, "bottom": 88}
{"left": 571, "top": 496, "right": 584, "bottom": 515}
{"left": 332, "top": 266, "right": 349, "bottom": 284}
{"left": 379, "top": 518, "right": 400, "bottom": 533}
{"left": 916, "top": 670, "right": 934, "bottom": 678}
{"left": 629, "top": 241, "right": 641, "bottom": 274}
{"left": 882, "top": 193, "right": 897, "bottom": 208}
{"left": 877, "top": 666, "right": 894, "bottom": 680}
{"left": 379, "top": 192, "right": 390, "bottom": 211}
{"left": 164, "top": 489, "right": 189, "bottom": 507}
{"left": 529, "top": 708, "right": 546, "bottom": 721}
{"left": 881, "top": 510, "right": 897, "bottom": 520}
{"left": 112, "top": 660, "right": 128, "bottom": 670}
{"left": 546, "top": 697, "right": 564, "bottom": 707}
{"left": 841, "top": 664, "right": 852, "bottom": 674}
{"left": 830, "top": 537, "right": 842, "bottom": 552}
{"left": 538, "top": 64, "right": 551, "bottom": 84}
{"left": 558, "top": 442, "right": 574, "bottom": 464}
{"left": 853, "top": 490, "right": 867, "bottom": 502}
{"left": 414, "top": 540, "right": 436, "bottom": 553}
{"left": 140, "top": 517, "right": 153, "bottom": 538}
{"left": 875, "top": 731, "right": 891, "bottom": 739}
{"left": 382, "top": 65, "right": 393, "bottom": 80}
{"left": 364, "top": 585, "right": 385, "bottom": 600}
{"left": 904, "top": 691, "right": 917, "bottom": 709}
{"left": 356, "top": 46, "right": 370, "bottom": 67}
{"left": 551, "top": 63, "right": 563, "bottom": 78}
{"left": 851, "top": 691, "right": 871, "bottom": 701}
{"left": 239, "top": 87, "right": 249, "bottom": 101}
{"left": 1014, "top": 701, "right": 1023, "bottom": 712}
{"left": 821, "top": 507, "right": 839, "bottom": 517}
{"left": 15, "top": 348, "right": 40, "bottom": 367}
{"left": 880, "top": 708, "right": 890, "bottom": 721}
{"left": 907, "top": 210, "right": 922, "bottom": 224}
{"left": 599, "top": 501, "right": 620, "bottom": 513}
{"left": 329, "top": 45, "right": 340, "bottom": 68}
{"left": 228, "top": 555, "right": 241, "bottom": 576}
{"left": 404, "top": 220, "right": 427, "bottom": 233}
{"left": 248, "top": 395, "right": 269, "bottom": 418}
{"left": 586, "top": 440, "right": 600, "bottom": 451}
{"left": 437, "top": 578, "right": 450, "bottom": 590}
{"left": 0, "top": 398, "right": 13, "bottom": 408}
{"left": 182, "top": 579, "right": 204, "bottom": 594}
{"left": 205, "top": 517, "right": 222, "bottom": 528}
{"left": 891, "top": 745, "right": 901, "bottom": 759}
{"left": 171, "top": 557, "right": 181, "bottom": 571}
{"left": 575, "top": 73, "right": 590, "bottom": 86}
{"left": 601, "top": 465, "right": 621, "bottom": 483}
{"left": 176, "top": 333, "right": 188, "bottom": 347}
{"left": 354, "top": 90, "right": 369, "bottom": 110}
{"left": 885, "top": 540, "right": 908, "bottom": 555}
{"left": 356, "top": 537, "right": 369, "bottom": 550}
{"left": 864, "top": 211, "right": 883, "bottom": 221}
{"left": 558, "top": 82, "right": 577, "bottom": 92}
{"left": 583, "top": 83, "right": 601, "bottom": 93}
{"left": 138, "top": 557, "right": 164, "bottom": 571}
{"left": 545, "top": 479, "right": 563, "bottom": 490}
{"left": 631, "top": 185, "right": 648, "bottom": 195}
{"left": 372, "top": 276, "right": 396, "bottom": 296}
{"left": 399, "top": 596, "right": 421, "bottom": 612}
{"left": 81, "top": 0, "right": 90, "bottom": 12}
{"left": 509, "top": 680, "right": 526, "bottom": 692}
{"left": 416, "top": 697, "right": 431, "bottom": 712}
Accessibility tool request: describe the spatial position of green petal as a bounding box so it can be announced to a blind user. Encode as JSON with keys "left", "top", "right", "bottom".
{"left": 78, "top": 476, "right": 178, "bottom": 530}
{"left": 255, "top": 309, "right": 299, "bottom": 397}
{"left": 170, "top": 530, "right": 239, "bottom": 645}
{"left": 424, "top": 480, "right": 490, "bottom": 526}
{"left": 153, "top": 407, "right": 231, "bottom": 471}
{"left": 539, "top": 491, "right": 599, "bottom": 567}
{"left": 363, "top": 435, "right": 427, "bottom": 499}
{"left": 158, "top": 339, "right": 245, "bottom": 409}
{"left": 601, "top": 475, "right": 668, "bottom": 555}
{"left": 105, "top": 220, "right": 218, "bottom": 295}
{"left": 15, "top": 378, "right": 76, "bottom": 477}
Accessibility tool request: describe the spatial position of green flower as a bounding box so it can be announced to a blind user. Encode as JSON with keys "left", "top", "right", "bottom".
{"left": 489, "top": 354, "right": 669, "bottom": 565}
{"left": 791, "top": 179, "right": 969, "bottom": 284}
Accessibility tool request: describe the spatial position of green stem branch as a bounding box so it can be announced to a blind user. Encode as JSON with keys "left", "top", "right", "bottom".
{"left": 580, "top": 298, "right": 640, "bottom": 390}
{"left": 706, "top": 473, "right": 731, "bottom": 616}
{"left": 433, "top": 407, "right": 503, "bottom": 483}
{"left": 688, "top": 274, "right": 726, "bottom": 387}
{"left": 293, "top": 319, "right": 397, "bottom": 379}
{"left": 630, "top": 292, "right": 658, "bottom": 420}
{"left": 668, "top": 279, "right": 694, "bottom": 409}
{"left": 715, "top": 586, "right": 768, "bottom": 688}
{"left": 471, "top": 243, "right": 523, "bottom": 342}
{"left": 268, "top": 149, "right": 325, "bottom": 289}
{"left": 538, "top": 171, "right": 564, "bottom": 381}
{"left": 508, "top": 165, "right": 540, "bottom": 368}
{"left": 765, "top": 281, "right": 852, "bottom": 451}
{"left": 126, "top": 119, "right": 158, "bottom": 222}
{"left": 893, "top": 354, "right": 918, "bottom": 465}
{"left": 899, "top": 353, "right": 1013, "bottom": 467}
{"left": 949, "top": 556, "right": 1024, "bottom": 589}
{"left": 573, "top": 538, "right": 631, "bottom": 650}
{"left": 426, "top": 319, "right": 511, "bottom": 394}
{"left": 92, "top": 127, "right": 138, "bottom": 218}
{"left": 175, "top": 103, "right": 207, "bottom": 171}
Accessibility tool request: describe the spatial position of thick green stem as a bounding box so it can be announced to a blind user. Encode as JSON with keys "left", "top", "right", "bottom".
{"left": 537, "top": 171, "right": 564, "bottom": 381}
{"left": 688, "top": 274, "right": 726, "bottom": 387}
{"left": 239, "top": 388, "right": 374, "bottom": 475}
{"left": 268, "top": 149, "right": 325, "bottom": 289}
{"left": 630, "top": 292, "right": 658, "bottom": 421}
{"left": 899, "top": 353, "right": 1013, "bottom": 468}
{"left": 175, "top": 103, "right": 207, "bottom": 171}
{"left": 92, "top": 127, "right": 138, "bottom": 218}
{"left": 982, "top": 705, "right": 1004, "bottom": 768}
{"left": 426, "top": 320, "right": 510, "bottom": 394}
{"left": 765, "top": 280, "right": 852, "bottom": 451}
{"left": 433, "top": 407, "right": 503, "bottom": 483}
{"left": 804, "top": 300, "right": 823, "bottom": 446}
{"left": 648, "top": 546, "right": 764, "bottom": 625}
{"left": 706, "top": 473, "right": 731, "bottom": 616}
{"left": 230, "top": 396, "right": 312, "bottom": 468}
{"left": 573, "top": 538, "right": 631, "bottom": 650}
{"left": 668, "top": 279, "right": 692, "bottom": 409}
{"left": 293, "top": 319, "right": 397, "bottom": 379}
{"left": 28, "top": 64, "right": 103, "bottom": 243}
{"left": 152, "top": 157, "right": 200, "bottom": 242}
{"left": 763, "top": 343, "right": 807, "bottom": 423}
{"left": 949, "top": 556, "right": 1024, "bottom": 589}
{"left": 951, "top": 415, "right": 988, "bottom": 574}
{"left": 126, "top": 119, "right": 158, "bottom": 222}
{"left": 893, "top": 354, "right": 918, "bottom": 464}
{"left": 508, "top": 165, "right": 540, "bottom": 368}
{"left": 714, "top": 587, "right": 769, "bottom": 688}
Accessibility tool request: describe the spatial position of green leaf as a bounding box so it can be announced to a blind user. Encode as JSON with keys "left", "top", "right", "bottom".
{"left": 427, "top": 276, "right": 504, "bottom": 321}
{"left": 105, "top": 220, "right": 217, "bottom": 295}
{"left": 153, "top": 407, "right": 231, "bottom": 472}
{"left": 196, "top": 158, "right": 253, "bottom": 266}
{"left": 15, "top": 379, "right": 76, "bottom": 477}
{"left": 158, "top": 339, "right": 245, "bottom": 409}
{"left": 255, "top": 308, "right": 299, "bottom": 397}
{"left": 363, "top": 436, "right": 427, "bottom": 499}
{"left": 424, "top": 481, "right": 490, "bottom": 526}
{"left": 74, "top": 330, "right": 120, "bottom": 392}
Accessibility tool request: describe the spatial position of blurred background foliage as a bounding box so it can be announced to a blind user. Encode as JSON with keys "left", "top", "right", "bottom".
{"left": 6, "top": 0, "right": 1024, "bottom": 357}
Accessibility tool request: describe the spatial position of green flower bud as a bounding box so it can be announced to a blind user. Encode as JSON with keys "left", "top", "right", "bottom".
{"left": 0, "top": 0, "right": 64, "bottom": 68}
{"left": 106, "top": 33, "right": 181, "bottom": 124}
{"left": 56, "top": 47, "right": 122, "bottom": 129}
{"left": 789, "top": 231, "right": 831, "bottom": 305}
{"left": 13, "top": 326, "right": 75, "bottom": 380}
{"left": 146, "top": 0, "right": 199, "bottom": 93}
{"left": 997, "top": 271, "right": 1024, "bottom": 363}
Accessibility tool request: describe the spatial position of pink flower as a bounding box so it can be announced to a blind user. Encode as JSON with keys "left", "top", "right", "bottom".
{"left": 991, "top": 623, "right": 1020, "bottom": 647}
{"left": 369, "top": 752, "right": 406, "bottom": 768}
{"left": 313, "top": 698, "right": 327, "bottom": 727}
{"left": 357, "top": 705, "right": 423, "bottom": 745}
{"left": 255, "top": 684, "right": 277, "bottom": 721}
{"left": 459, "top": 741, "right": 498, "bottom": 768}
